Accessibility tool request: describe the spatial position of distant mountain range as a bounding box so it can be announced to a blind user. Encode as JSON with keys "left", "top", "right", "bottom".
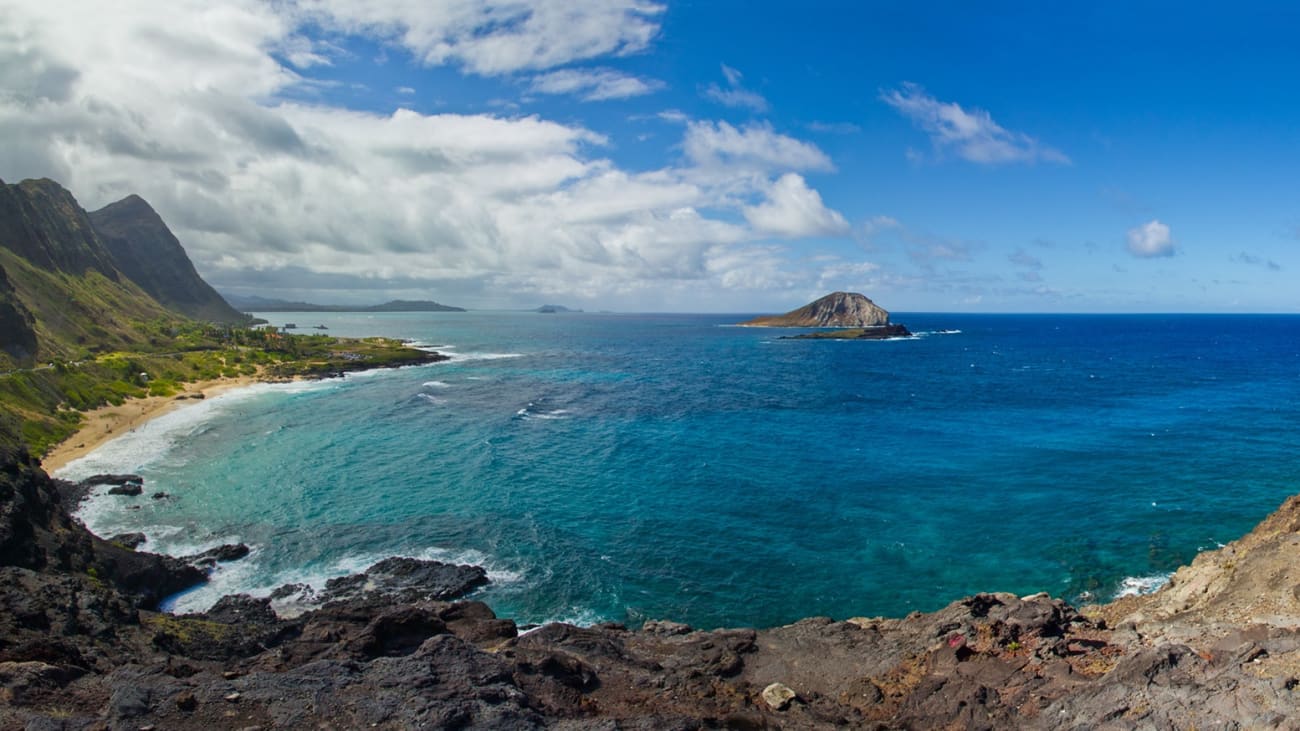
{"left": 0, "top": 177, "right": 247, "bottom": 368}
{"left": 534, "top": 304, "right": 582, "bottom": 313}
{"left": 225, "top": 295, "right": 465, "bottom": 313}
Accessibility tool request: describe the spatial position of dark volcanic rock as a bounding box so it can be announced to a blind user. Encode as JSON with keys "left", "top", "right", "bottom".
{"left": 80, "top": 473, "right": 144, "bottom": 487}
{"left": 319, "top": 557, "right": 489, "bottom": 607}
{"left": 12, "top": 448, "right": 1300, "bottom": 728}
{"left": 183, "top": 543, "right": 250, "bottom": 568}
{"left": 785, "top": 323, "right": 914, "bottom": 340}
{"left": 107, "top": 482, "right": 143, "bottom": 496}
{"left": 109, "top": 532, "right": 147, "bottom": 550}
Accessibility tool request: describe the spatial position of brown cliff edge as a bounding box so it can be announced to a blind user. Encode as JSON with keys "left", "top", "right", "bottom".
{"left": 4, "top": 448, "right": 1300, "bottom": 729}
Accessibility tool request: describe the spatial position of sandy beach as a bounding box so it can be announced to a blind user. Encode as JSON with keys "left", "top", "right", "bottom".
{"left": 40, "top": 375, "right": 264, "bottom": 474}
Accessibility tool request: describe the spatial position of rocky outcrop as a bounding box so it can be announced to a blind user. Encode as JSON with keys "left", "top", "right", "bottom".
{"left": 741, "top": 291, "right": 892, "bottom": 328}
{"left": 9, "top": 448, "right": 1300, "bottom": 728}
{"left": 786, "top": 324, "right": 913, "bottom": 340}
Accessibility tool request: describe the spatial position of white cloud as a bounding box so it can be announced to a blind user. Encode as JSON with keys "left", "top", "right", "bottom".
{"left": 881, "top": 82, "right": 1069, "bottom": 165}
{"left": 1126, "top": 220, "right": 1175, "bottom": 258}
{"left": 0, "top": 0, "right": 848, "bottom": 309}
{"left": 298, "top": 0, "right": 666, "bottom": 75}
{"left": 743, "top": 173, "right": 849, "bottom": 238}
{"left": 701, "top": 63, "right": 768, "bottom": 112}
{"left": 528, "top": 67, "right": 664, "bottom": 101}
{"left": 682, "top": 120, "right": 833, "bottom": 173}
{"left": 861, "top": 215, "right": 902, "bottom": 239}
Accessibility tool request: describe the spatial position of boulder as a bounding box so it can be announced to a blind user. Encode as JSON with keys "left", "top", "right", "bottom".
{"left": 319, "top": 557, "right": 488, "bottom": 607}
{"left": 762, "top": 682, "right": 797, "bottom": 710}
{"left": 108, "top": 532, "right": 146, "bottom": 550}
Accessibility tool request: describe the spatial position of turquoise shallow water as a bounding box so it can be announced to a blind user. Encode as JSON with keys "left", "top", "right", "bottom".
{"left": 58, "top": 312, "right": 1300, "bottom": 628}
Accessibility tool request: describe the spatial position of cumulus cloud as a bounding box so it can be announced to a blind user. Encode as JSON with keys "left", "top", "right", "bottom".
{"left": 1126, "top": 220, "right": 1175, "bottom": 258}
{"left": 701, "top": 64, "right": 768, "bottom": 112}
{"left": 881, "top": 83, "right": 1069, "bottom": 165}
{"left": 743, "top": 173, "right": 849, "bottom": 238}
{"left": 0, "top": 0, "right": 847, "bottom": 308}
{"left": 297, "top": 0, "right": 666, "bottom": 75}
{"left": 528, "top": 67, "right": 664, "bottom": 101}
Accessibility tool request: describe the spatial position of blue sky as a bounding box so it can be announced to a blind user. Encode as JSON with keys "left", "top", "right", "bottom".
{"left": 3, "top": 1, "right": 1298, "bottom": 312}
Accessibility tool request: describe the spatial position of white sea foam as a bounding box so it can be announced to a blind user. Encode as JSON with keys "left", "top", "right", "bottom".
{"left": 515, "top": 403, "right": 572, "bottom": 420}
{"left": 417, "top": 393, "right": 448, "bottom": 405}
{"left": 162, "top": 544, "right": 521, "bottom": 616}
{"left": 523, "top": 607, "right": 606, "bottom": 631}
{"left": 1113, "top": 572, "right": 1173, "bottom": 599}
{"left": 422, "top": 380, "right": 451, "bottom": 388}
{"left": 53, "top": 380, "right": 341, "bottom": 484}
{"left": 444, "top": 351, "right": 524, "bottom": 362}
{"left": 916, "top": 329, "right": 962, "bottom": 336}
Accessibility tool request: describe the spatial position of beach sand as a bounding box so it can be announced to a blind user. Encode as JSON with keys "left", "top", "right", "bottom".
{"left": 40, "top": 375, "right": 264, "bottom": 474}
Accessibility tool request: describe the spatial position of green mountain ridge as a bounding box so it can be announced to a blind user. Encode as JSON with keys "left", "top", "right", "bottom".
{"left": 0, "top": 177, "right": 182, "bottom": 368}
{"left": 89, "top": 194, "right": 246, "bottom": 324}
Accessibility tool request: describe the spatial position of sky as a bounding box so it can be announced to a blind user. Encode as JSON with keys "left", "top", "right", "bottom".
{"left": 2, "top": 1, "right": 1299, "bottom": 312}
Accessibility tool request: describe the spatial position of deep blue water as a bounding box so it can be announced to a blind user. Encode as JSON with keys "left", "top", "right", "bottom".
{"left": 59, "top": 312, "right": 1300, "bottom": 629}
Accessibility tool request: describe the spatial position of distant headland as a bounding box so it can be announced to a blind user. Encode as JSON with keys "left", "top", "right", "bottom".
{"left": 740, "top": 291, "right": 913, "bottom": 339}
{"left": 225, "top": 294, "right": 465, "bottom": 313}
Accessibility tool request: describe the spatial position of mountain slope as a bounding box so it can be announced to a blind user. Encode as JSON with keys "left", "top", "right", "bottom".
{"left": 0, "top": 178, "right": 180, "bottom": 366}
{"left": 740, "top": 291, "right": 892, "bottom": 327}
{"left": 0, "top": 178, "right": 119, "bottom": 278}
{"left": 89, "top": 195, "right": 246, "bottom": 324}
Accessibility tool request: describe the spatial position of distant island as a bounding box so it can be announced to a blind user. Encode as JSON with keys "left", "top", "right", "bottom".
{"left": 535, "top": 304, "right": 582, "bottom": 313}
{"left": 740, "top": 291, "right": 912, "bottom": 339}
{"left": 226, "top": 295, "right": 466, "bottom": 313}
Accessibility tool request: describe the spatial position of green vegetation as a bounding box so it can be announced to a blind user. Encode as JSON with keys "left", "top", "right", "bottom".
{"left": 0, "top": 319, "right": 437, "bottom": 457}
{"left": 142, "top": 612, "right": 234, "bottom": 643}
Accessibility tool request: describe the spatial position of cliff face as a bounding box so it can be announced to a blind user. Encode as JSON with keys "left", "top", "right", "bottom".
{"left": 90, "top": 195, "right": 247, "bottom": 324}
{"left": 741, "top": 291, "right": 891, "bottom": 327}
{"left": 0, "top": 263, "right": 37, "bottom": 362}
{"left": 0, "top": 178, "right": 120, "bottom": 278}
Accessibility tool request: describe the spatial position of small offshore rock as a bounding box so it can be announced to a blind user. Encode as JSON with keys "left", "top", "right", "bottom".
{"left": 319, "top": 556, "right": 488, "bottom": 605}
{"left": 150, "top": 492, "right": 170, "bottom": 500}
{"left": 110, "top": 532, "right": 147, "bottom": 549}
{"left": 81, "top": 473, "right": 143, "bottom": 487}
{"left": 183, "top": 543, "right": 251, "bottom": 567}
{"left": 108, "top": 483, "right": 144, "bottom": 496}
{"left": 762, "top": 682, "right": 797, "bottom": 711}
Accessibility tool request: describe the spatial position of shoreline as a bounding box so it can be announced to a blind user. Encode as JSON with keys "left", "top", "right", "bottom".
{"left": 40, "top": 374, "right": 270, "bottom": 474}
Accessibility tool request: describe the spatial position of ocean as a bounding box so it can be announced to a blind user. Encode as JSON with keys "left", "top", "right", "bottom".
{"left": 55, "top": 312, "right": 1300, "bottom": 629}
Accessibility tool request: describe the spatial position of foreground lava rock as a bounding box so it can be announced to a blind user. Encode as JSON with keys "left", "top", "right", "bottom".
{"left": 6, "top": 445, "right": 1300, "bottom": 728}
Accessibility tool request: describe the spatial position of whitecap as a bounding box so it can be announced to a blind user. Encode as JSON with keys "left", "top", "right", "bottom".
{"left": 515, "top": 403, "right": 572, "bottom": 420}
{"left": 444, "top": 351, "right": 524, "bottom": 362}
{"left": 422, "top": 380, "right": 451, "bottom": 388}
{"left": 1112, "top": 572, "right": 1173, "bottom": 599}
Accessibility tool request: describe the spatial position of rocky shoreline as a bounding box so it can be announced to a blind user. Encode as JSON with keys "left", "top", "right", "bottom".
{"left": 6, "top": 447, "right": 1300, "bottom": 728}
